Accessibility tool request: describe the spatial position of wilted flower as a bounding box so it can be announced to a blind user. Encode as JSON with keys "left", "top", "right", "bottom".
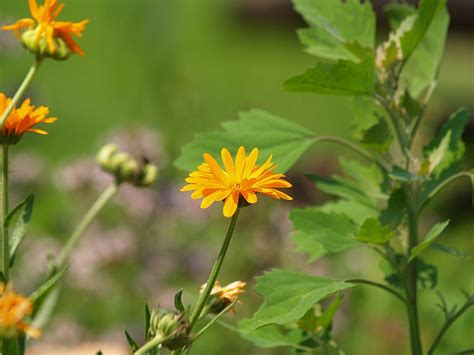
{"left": 201, "top": 280, "right": 246, "bottom": 314}
{"left": 181, "top": 146, "right": 292, "bottom": 217}
{"left": 0, "top": 93, "right": 56, "bottom": 145}
{"left": 0, "top": 284, "right": 41, "bottom": 339}
{"left": 2, "top": 0, "right": 89, "bottom": 59}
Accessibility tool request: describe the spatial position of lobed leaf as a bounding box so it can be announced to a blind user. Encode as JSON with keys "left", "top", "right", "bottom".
{"left": 174, "top": 109, "right": 316, "bottom": 172}
{"left": 356, "top": 217, "right": 394, "bottom": 244}
{"left": 249, "top": 269, "right": 354, "bottom": 329}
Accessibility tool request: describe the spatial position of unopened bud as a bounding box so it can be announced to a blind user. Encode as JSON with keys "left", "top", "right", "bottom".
{"left": 148, "top": 309, "right": 190, "bottom": 351}
{"left": 96, "top": 144, "right": 158, "bottom": 187}
{"left": 21, "top": 28, "right": 71, "bottom": 61}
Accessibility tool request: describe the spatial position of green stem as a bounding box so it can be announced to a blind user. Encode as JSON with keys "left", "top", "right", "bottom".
{"left": 0, "top": 58, "right": 43, "bottom": 129}
{"left": 54, "top": 182, "right": 119, "bottom": 269}
{"left": 134, "top": 334, "right": 170, "bottom": 355}
{"left": 315, "top": 135, "right": 391, "bottom": 172}
{"left": 188, "top": 208, "right": 241, "bottom": 331}
{"left": 405, "top": 206, "right": 423, "bottom": 355}
{"left": 346, "top": 278, "right": 407, "bottom": 305}
{"left": 1, "top": 146, "right": 9, "bottom": 281}
{"left": 428, "top": 298, "right": 474, "bottom": 355}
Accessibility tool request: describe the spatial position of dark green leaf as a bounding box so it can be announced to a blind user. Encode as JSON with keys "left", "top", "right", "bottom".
{"left": 293, "top": 0, "right": 375, "bottom": 60}
{"left": 389, "top": 166, "right": 419, "bottom": 183}
{"left": 400, "top": 0, "right": 447, "bottom": 59}
{"left": 174, "top": 289, "right": 185, "bottom": 313}
{"left": 174, "top": 109, "right": 316, "bottom": 172}
{"left": 356, "top": 218, "right": 394, "bottom": 244}
{"left": 409, "top": 220, "right": 450, "bottom": 261}
{"left": 401, "top": 7, "right": 449, "bottom": 98}
{"left": 384, "top": 2, "right": 416, "bottom": 31}
{"left": 360, "top": 119, "right": 393, "bottom": 152}
{"left": 430, "top": 243, "right": 472, "bottom": 261}
{"left": 291, "top": 208, "right": 359, "bottom": 261}
{"left": 145, "top": 303, "right": 151, "bottom": 339}
{"left": 283, "top": 54, "right": 375, "bottom": 96}
{"left": 249, "top": 269, "right": 355, "bottom": 329}
{"left": 2, "top": 339, "right": 20, "bottom": 355}
{"left": 380, "top": 188, "right": 406, "bottom": 229}
{"left": 8, "top": 195, "right": 34, "bottom": 267}
{"left": 417, "top": 259, "right": 437, "bottom": 289}
{"left": 124, "top": 330, "right": 139, "bottom": 351}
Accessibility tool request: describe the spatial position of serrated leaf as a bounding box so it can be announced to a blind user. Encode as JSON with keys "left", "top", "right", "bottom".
{"left": 8, "top": 195, "right": 34, "bottom": 268}
{"left": 291, "top": 208, "right": 359, "bottom": 261}
{"left": 174, "top": 109, "right": 316, "bottom": 172}
{"left": 221, "top": 319, "right": 311, "bottom": 350}
{"left": 249, "top": 269, "right": 354, "bottom": 329}
{"left": 283, "top": 54, "right": 375, "bottom": 96}
{"left": 319, "top": 200, "right": 377, "bottom": 225}
{"left": 400, "top": 0, "right": 447, "bottom": 60}
{"left": 352, "top": 97, "right": 385, "bottom": 140}
{"left": 409, "top": 220, "right": 449, "bottom": 261}
{"left": 293, "top": 0, "right": 375, "bottom": 61}
{"left": 356, "top": 218, "right": 394, "bottom": 244}
{"left": 384, "top": 2, "right": 416, "bottom": 31}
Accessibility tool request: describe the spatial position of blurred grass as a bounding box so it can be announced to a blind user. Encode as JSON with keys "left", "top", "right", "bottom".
{"left": 0, "top": 0, "right": 473, "bottom": 354}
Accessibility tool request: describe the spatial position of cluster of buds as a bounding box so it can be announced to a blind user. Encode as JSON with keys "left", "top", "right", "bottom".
{"left": 96, "top": 144, "right": 158, "bottom": 187}
{"left": 148, "top": 308, "right": 190, "bottom": 351}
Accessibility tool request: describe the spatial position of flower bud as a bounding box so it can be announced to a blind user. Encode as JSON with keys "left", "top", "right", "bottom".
{"left": 148, "top": 309, "right": 190, "bottom": 351}
{"left": 96, "top": 144, "right": 159, "bottom": 186}
{"left": 21, "top": 28, "right": 71, "bottom": 61}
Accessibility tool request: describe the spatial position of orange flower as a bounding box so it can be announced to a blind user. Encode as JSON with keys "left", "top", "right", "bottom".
{"left": 201, "top": 281, "right": 246, "bottom": 314}
{"left": 0, "top": 93, "right": 57, "bottom": 145}
{"left": 2, "top": 0, "right": 89, "bottom": 57}
{"left": 0, "top": 284, "right": 41, "bottom": 339}
{"left": 181, "top": 147, "right": 292, "bottom": 217}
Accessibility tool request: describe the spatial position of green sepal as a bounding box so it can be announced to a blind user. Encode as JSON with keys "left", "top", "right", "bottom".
{"left": 174, "top": 289, "right": 185, "bottom": 313}
{"left": 124, "top": 330, "right": 139, "bottom": 352}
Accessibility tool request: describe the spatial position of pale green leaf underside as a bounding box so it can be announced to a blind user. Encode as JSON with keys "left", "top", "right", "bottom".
{"left": 357, "top": 217, "right": 394, "bottom": 244}
{"left": 409, "top": 220, "right": 449, "bottom": 261}
{"left": 249, "top": 269, "right": 354, "bottom": 329}
{"left": 174, "top": 109, "right": 316, "bottom": 172}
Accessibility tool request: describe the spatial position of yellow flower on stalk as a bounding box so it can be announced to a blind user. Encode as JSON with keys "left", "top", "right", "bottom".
{"left": 2, "top": 0, "right": 89, "bottom": 59}
{"left": 0, "top": 93, "right": 57, "bottom": 145}
{"left": 181, "top": 147, "right": 292, "bottom": 217}
{"left": 0, "top": 284, "right": 41, "bottom": 339}
{"left": 201, "top": 281, "right": 246, "bottom": 314}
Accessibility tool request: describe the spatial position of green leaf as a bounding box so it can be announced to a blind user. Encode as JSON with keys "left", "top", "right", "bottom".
{"left": 30, "top": 266, "right": 67, "bottom": 306}
{"left": 422, "top": 108, "right": 470, "bottom": 177}
{"left": 380, "top": 188, "right": 406, "bottom": 229}
{"left": 319, "top": 200, "right": 377, "bottom": 225}
{"left": 293, "top": 0, "right": 375, "bottom": 61}
{"left": 384, "top": 2, "right": 416, "bottom": 31}
{"left": 430, "top": 243, "right": 472, "bottom": 261}
{"left": 356, "top": 218, "right": 394, "bottom": 244}
{"left": 400, "top": 0, "right": 447, "bottom": 60}
{"left": 409, "top": 220, "right": 450, "bottom": 261}
{"left": 352, "top": 97, "right": 385, "bottom": 140}
{"left": 283, "top": 54, "right": 375, "bottom": 96}
{"left": 360, "top": 119, "right": 393, "bottom": 152}
{"left": 174, "top": 289, "right": 185, "bottom": 313}
{"left": 291, "top": 208, "right": 359, "bottom": 261}
{"left": 174, "top": 109, "right": 316, "bottom": 172}
{"left": 315, "top": 293, "right": 343, "bottom": 332}
{"left": 145, "top": 303, "right": 151, "bottom": 339}
{"left": 8, "top": 195, "right": 34, "bottom": 268}
{"left": 124, "top": 330, "right": 139, "bottom": 351}
{"left": 401, "top": 7, "right": 449, "bottom": 98}
{"left": 389, "top": 166, "right": 419, "bottom": 183}
{"left": 249, "top": 269, "right": 354, "bottom": 329}
{"left": 417, "top": 259, "right": 438, "bottom": 289}
{"left": 220, "top": 320, "right": 312, "bottom": 350}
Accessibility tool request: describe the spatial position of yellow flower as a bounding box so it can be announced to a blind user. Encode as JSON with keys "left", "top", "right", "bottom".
{"left": 0, "top": 284, "right": 41, "bottom": 339}
{"left": 0, "top": 93, "right": 57, "bottom": 145}
{"left": 181, "top": 147, "right": 292, "bottom": 217}
{"left": 2, "top": 0, "right": 89, "bottom": 58}
{"left": 201, "top": 281, "right": 246, "bottom": 314}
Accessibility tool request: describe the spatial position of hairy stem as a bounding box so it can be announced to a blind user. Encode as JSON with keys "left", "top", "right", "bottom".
{"left": 428, "top": 297, "right": 474, "bottom": 355}
{"left": 0, "top": 58, "right": 43, "bottom": 128}
{"left": 347, "top": 278, "right": 407, "bottom": 305}
{"left": 54, "top": 182, "right": 119, "bottom": 269}
{"left": 188, "top": 209, "right": 241, "bottom": 331}
{"left": 1, "top": 146, "right": 9, "bottom": 281}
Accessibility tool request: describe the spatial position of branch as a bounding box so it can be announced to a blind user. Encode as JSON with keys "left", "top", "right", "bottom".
{"left": 346, "top": 278, "right": 407, "bottom": 305}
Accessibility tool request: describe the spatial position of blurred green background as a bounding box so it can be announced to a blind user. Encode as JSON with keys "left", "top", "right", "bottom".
{"left": 0, "top": 0, "right": 473, "bottom": 354}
